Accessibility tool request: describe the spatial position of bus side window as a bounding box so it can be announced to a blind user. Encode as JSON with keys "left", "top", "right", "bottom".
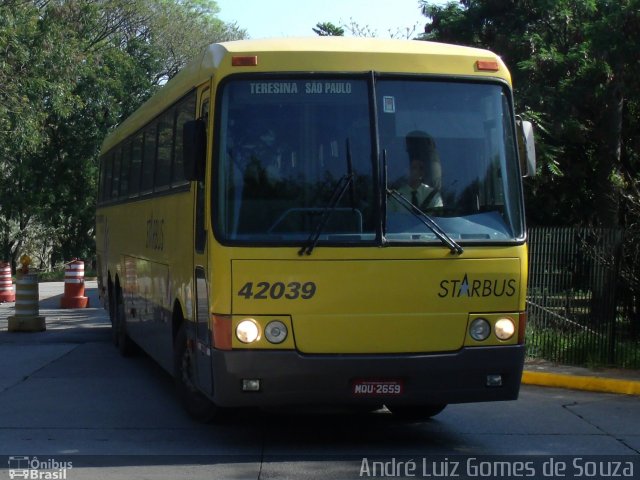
{"left": 155, "top": 111, "right": 175, "bottom": 190}
{"left": 141, "top": 123, "right": 157, "bottom": 194}
{"left": 129, "top": 133, "right": 143, "bottom": 198}
{"left": 119, "top": 142, "right": 131, "bottom": 200}
{"left": 173, "top": 92, "right": 196, "bottom": 187}
{"left": 99, "top": 153, "right": 110, "bottom": 203}
{"left": 111, "top": 147, "right": 121, "bottom": 200}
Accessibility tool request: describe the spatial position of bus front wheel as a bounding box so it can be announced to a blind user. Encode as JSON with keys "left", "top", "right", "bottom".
{"left": 174, "top": 323, "right": 219, "bottom": 422}
{"left": 386, "top": 404, "right": 447, "bottom": 421}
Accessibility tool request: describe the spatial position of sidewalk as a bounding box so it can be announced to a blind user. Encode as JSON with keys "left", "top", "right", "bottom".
{"left": 523, "top": 358, "right": 640, "bottom": 395}
{"left": 0, "top": 280, "right": 109, "bottom": 344}
{"left": 1, "top": 281, "right": 639, "bottom": 396}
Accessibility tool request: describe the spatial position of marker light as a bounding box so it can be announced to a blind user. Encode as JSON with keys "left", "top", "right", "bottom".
{"left": 495, "top": 318, "right": 516, "bottom": 340}
{"left": 212, "top": 315, "right": 232, "bottom": 350}
{"left": 236, "top": 319, "right": 260, "bottom": 343}
{"left": 469, "top": 318, "right": 491, "bottom": 341}
{"left": 476, "top": 60, "right": 500, "bottom": 71}
{"left": 518, "top": 312, "right": 527, "bottom": 344}
{"left": 265, "top": 320, "right": 288, "bottom": 344}
{"left": 232, "top": 55, "right": 258, "bottom": 66}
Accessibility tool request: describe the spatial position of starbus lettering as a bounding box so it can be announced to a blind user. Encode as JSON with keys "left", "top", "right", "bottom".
{"left": 438, "top": 274, "right": 516, "bottom": 298}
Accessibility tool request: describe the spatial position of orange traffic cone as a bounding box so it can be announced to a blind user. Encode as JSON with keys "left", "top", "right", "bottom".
{"left": 0, "top": 262, "right": 15, "bottom": 303}
{"left": 60, "top": 259, "right": 89, "bottom": 308}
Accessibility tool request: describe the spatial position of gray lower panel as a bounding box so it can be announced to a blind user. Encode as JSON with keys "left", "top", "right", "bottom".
{"left": 209, "top": 346, "right": 525, "bottom": 407}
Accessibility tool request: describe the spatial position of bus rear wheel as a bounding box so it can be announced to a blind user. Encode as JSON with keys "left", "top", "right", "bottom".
{"left": 386, "top": 404, "right": 447, "bottom": 421}
{"left": 174, "top": 323, "right": 219, "bottom": 422}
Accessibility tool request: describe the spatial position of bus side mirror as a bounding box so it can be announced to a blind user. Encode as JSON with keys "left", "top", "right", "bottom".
{"left": 516, "top": 118, "right": 536, "bottom": 177}
{"left": 183, "top": 119, "right": 206, "bottom": 182}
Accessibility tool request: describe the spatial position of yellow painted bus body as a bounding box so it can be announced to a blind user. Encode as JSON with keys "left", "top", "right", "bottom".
{"left": 97, "top": 38, "right": 529, "bottom": 411}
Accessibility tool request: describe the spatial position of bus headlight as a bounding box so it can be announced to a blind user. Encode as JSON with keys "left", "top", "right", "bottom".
{"left": 236, "top": 319, "right": 260, "bottom": 344}
{"left": 495, "top": 318, "right": 515, "bottom": 340}
{"left": 469, "top": 318, "right": 491, "bottom": 341}
{"left": 265, "top": 320, "right": 288, "bottom": 344}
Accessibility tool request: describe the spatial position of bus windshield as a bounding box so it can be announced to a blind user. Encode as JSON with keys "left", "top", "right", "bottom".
{"left": 215, "top": 76, "right": 524, "bottom": 246}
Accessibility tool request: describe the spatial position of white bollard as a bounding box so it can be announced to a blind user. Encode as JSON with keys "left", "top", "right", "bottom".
{"left": 8, "top": 273, "right": 45, "bottom": 332}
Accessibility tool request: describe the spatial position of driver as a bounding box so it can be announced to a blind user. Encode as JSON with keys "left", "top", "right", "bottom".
{"left": 392, "top": 130, "right": 443, "bottom": 211}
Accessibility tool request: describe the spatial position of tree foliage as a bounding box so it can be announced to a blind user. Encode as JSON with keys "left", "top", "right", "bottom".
{"left": 419, "top": 0, "right": 640, "bottom": 300}
{"left": 313, "top": 22, "right": 344, "bottom": 36}
{"left": 313, "top": 19, "right": 419, "bottom": 39}
{"left": 419, "top": 0, "right": 640, "bottom": 230}
{"left": 0, "top": 0, "right": 246, "bottom": 270}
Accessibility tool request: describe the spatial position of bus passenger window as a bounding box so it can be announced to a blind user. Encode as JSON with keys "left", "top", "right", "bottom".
{"left": 111, "top": 148, "right": 121, "bottom": 200}
{"left": 155, "top": 112, "right": 174, "bottom": 190}
{"left": 100, "top": 153, "right": 113, "bottom": 203}
{"left": 141, "top": 124, "right": 156, "bottom": 194}
{"left": 129, "top": 133, "right": 143, "bottom": 197}
{"left": 173, "top": 93, "right": 196, "bottom": 187}
{"left": 119, "top": 142, "right": 131, "bottom": 200}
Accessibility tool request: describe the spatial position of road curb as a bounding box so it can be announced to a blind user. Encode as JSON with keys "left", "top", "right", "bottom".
{"left": 522, "top": 370, "right": 640, "bottom": 396}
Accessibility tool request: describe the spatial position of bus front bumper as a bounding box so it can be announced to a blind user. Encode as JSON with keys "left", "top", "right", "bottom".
{"left": 210, "top": 345, "right": 525, "bottom": 407}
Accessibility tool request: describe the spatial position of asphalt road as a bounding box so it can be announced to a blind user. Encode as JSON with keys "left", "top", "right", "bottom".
{"left": 0, "top": 283, "right": 638, "bottom": 479}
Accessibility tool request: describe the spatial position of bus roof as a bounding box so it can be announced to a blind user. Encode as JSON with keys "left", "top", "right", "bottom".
{"left": 100, "top": 37, "right": 508, "bottom": 154}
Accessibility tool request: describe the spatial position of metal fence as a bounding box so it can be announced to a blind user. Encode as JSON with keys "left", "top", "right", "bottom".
{"left": 526, "top": 228, "right": 640, "bottom": 368}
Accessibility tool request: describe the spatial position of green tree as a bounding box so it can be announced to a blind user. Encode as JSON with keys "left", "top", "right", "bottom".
{"left": 0, "top": 0, "right": 247, "bottom": 270}
{"left": 313, "top": 22, "right": 344, "bottom": 36}
{"left": 419, "top": 0, "right": 640, "bottom": 327}
{"left": 0, "top": 0, "right": 85, "bottom": 268}
{"left": 314, "top": 19, "right": 419, "bottom": 39}
{"left": 419, "top": 0, "right": 640, "bottom": 230}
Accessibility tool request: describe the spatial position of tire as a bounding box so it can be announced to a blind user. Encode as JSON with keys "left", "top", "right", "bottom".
{"left": 174, "top": 323, "right": 219, "bottom": 422}
{"left": 386, "top": 404, "right": 447, "bottom": 421}
{"left": 114, "top": 287, "right": 136, "bottom": 356}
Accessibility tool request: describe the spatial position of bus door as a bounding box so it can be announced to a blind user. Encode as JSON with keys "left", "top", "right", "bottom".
{"left": 193, "top": 87, "right": 213, "bottom": 395}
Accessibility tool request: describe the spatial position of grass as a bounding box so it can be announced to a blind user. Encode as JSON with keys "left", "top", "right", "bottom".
{"left": 526, "top": 325, "right": 640, "bottom": 369}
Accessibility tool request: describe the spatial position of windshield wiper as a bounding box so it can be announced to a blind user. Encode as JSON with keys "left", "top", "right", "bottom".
{"left": 298, "top": 172, "right": 354, "bottom": 256}
{"left": 381, "top": 148, "right": 462, "bottom": 255}
{"left": 386, "top": 188, "right": 464, "bottom": 255}
{"left": 299, "top": 139, "right": 356, "bottom": 256}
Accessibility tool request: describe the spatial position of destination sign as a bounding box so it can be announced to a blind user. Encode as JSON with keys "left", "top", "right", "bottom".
{"left": 249, "top": 81, "right": 353, "bottom": 95}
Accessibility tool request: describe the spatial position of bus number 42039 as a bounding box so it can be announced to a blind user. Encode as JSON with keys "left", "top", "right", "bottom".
{"left": 237, "top": 281, "right": 317, "bottom": 300}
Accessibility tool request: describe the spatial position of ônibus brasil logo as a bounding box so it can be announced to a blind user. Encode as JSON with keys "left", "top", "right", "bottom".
{"left": 7, "top": 456, "right": 72, "bottom": 480}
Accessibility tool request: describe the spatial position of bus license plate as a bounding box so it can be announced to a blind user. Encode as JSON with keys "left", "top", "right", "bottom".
{"left": 352, "top": 380, "right": 403, "bottom": 396}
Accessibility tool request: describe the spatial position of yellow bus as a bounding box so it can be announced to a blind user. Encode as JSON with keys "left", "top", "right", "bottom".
{"left": 96, "top": 37, "right": 536, "bottom": 421}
